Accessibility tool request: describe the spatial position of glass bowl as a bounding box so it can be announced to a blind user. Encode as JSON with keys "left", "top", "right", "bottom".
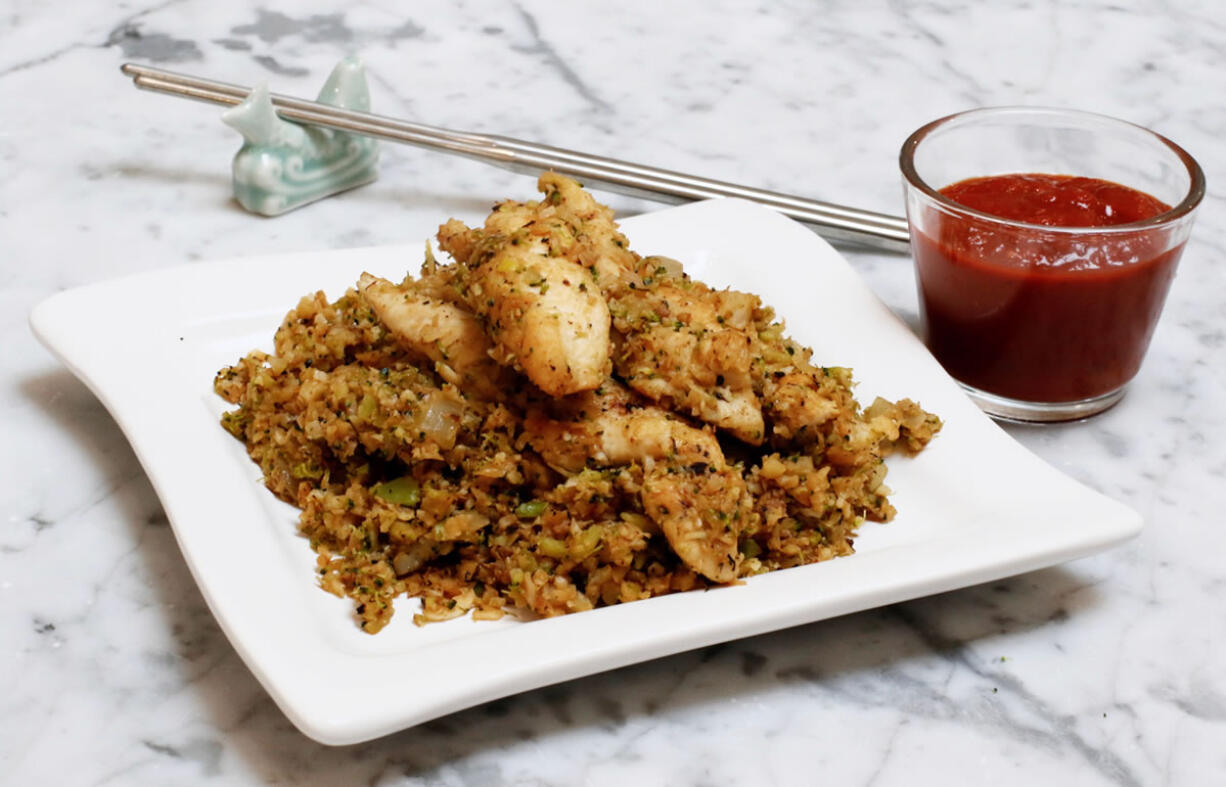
{"left": 900, "top": 107, "right": 1204, "bottom": 422}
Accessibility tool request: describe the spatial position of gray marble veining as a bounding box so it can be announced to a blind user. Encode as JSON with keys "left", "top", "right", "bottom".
{"left": 3, "top": 1, "right": 1225, "bottom": 784}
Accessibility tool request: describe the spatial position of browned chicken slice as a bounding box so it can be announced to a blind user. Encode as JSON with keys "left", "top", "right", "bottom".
{"left": 760, "top": 371, "right": 845, "bottom": 442}
{"left": 532, "top": 172, "right": 642, "bottom": 291}
{"left": 612, "top": 277, "right": 766, "bottom": 444}
{"left": 433, "top": 173, "right": 653, "bottom": 399}
{"left": 520, "top": 380, "right": 724, "bottom": 475}
{"left": 357, "top": 272, "right": 506, "bottom": 399}
{"left": 443, "top": 173, "right": 642, "bottom": 291}
{"left": 459, "top": 243, "right": 611, "bottom": 396}
{"left": 640, "top": 463, "right": 748, "bottom": 583}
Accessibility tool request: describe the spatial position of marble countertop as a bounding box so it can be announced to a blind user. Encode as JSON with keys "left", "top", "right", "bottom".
{"left": 5, "top": 1, "right": 1224, "bottom": 784}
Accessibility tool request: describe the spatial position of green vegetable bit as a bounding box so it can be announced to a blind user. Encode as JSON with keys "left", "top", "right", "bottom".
{"left": 515, "top": 500, "right": 548, "bottom": 519}
{"left": 538, "top": 537, "right": 568, "bottom": 559}
{"left": 372, "top": 476, "right": 421, "bottom": 506}
{"left": 357, "top": 393, "right": 378, "bottom": 420}
{"left": 291, "top": 461, "right": 324, "bottom": 480}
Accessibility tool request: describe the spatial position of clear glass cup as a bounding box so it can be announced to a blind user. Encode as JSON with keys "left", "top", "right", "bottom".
{"left": 900, "top": 107, "right": 1205, "bottom": 422}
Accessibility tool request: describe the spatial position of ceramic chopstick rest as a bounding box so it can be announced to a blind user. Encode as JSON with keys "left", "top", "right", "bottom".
{"left": 222, "top": 57, "right": 379, "bottom": 216}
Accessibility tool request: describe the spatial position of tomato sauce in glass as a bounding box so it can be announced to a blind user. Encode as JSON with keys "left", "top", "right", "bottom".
{"left": 914, "top": 173, "right": 1181, "bottom": 403}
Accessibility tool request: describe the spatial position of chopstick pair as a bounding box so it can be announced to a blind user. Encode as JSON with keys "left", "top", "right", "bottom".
{"left": 120, "top": 63, "right": 912, "bottom": 252}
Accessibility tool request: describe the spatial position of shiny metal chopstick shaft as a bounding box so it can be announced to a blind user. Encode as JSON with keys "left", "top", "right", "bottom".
{"left": 122, "top": 63, "right": 912, "bottom": 252}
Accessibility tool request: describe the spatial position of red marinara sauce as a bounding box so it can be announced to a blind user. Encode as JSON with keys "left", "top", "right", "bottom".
{"left": 913, "top": 173, "right": 1181, "bottom": 402}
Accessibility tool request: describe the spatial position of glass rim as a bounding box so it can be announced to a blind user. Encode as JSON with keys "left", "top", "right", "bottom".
{"left": 898, "top": 106, "right": 1206, "bottom": 234}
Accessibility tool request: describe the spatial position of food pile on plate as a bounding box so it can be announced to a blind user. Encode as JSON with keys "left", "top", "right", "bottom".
{"left": 215, "top": 174, "right": 940, "bottom": 632}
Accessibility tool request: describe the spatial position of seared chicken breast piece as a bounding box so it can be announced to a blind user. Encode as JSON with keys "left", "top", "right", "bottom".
{"left": 461, "top": 244, "right": 610, "bottom": 396}
{"left": 611, "top": 271, "right": 766, "bottom": 444}
{"left": 357, "top": 272, "right": 506, "bottom": 399}
{"left": 521, "top": 380, "right": 723, "bottom": 475}
{"left": 640, "top": 463, "right": 748, "bottom": 583}
{"left": 437, "top": 176, "right": 628, "bottom": 397}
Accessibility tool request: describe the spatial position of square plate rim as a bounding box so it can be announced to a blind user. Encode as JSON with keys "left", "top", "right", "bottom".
{"left": 29, "top": 197, "right": 1142, "bottom": 744}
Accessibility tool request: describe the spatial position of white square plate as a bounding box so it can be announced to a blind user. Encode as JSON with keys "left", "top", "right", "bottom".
{"left": 30, "top": 199, "right": 1141, "bottom": 744}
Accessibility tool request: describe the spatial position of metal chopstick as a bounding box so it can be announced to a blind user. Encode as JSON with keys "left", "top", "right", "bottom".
{"left": 120, "top": 63, "right": 912, "bottom": 252}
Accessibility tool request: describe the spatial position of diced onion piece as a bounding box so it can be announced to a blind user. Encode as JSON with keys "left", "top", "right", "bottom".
{"left": 416, "top": 390, "right": 464, "bottom": 449}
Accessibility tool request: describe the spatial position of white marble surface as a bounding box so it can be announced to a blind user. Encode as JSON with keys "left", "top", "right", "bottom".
{"left": 4, "top": 1, "right": 1225, "bottom": 784}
